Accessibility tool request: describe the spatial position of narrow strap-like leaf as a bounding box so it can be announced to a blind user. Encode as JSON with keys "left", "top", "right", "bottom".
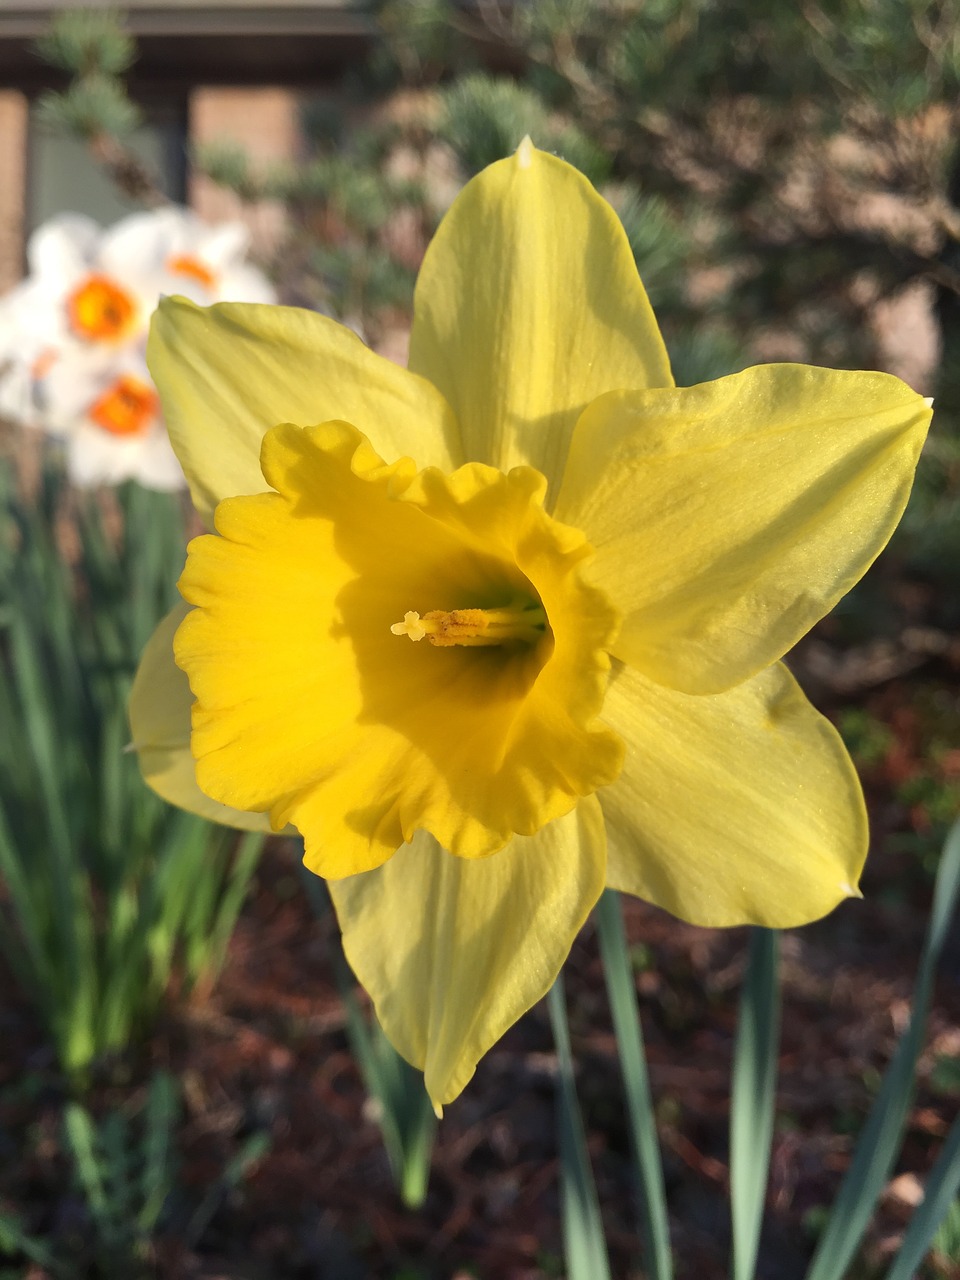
{"left": 138, "top": 1072, "right": 180, "bottom": 1233}
{"left": 0, "top": 1208, "right": 57, "bottom": 1269}
{"left": 184, "top": 1131, "right": 270, "bottom": 1247}
{"left": 731, "top": 928, "right": 781, "bottom": 1280}
{"left": 306, "top": 868, "right": 436, "bottom": 1209}
{"left": 547, "top": 975, "right": 613, "bottom": 1280}
{"left": 63, "top": 1103, "right": 111, "bottom": 1231}
{"left": 333, "top": 940, "right": 435, "bottom": 1208}
{"left": 595, "top": 889, "right": 673, "bottom": 1280}
{"left": 805, "top": 816, "right": 960, "bottom": 1280}
{"left": 885, "top": 1109, "right": 960, "bottom": 1280}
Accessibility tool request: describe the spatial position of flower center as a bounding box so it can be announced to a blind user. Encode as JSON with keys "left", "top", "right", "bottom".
{"left": 67, "top": 275, "right": 137, "bottom": 341}
{"left": 89, "top": 374, "right": 158, "bottom": 436}
{"left": 390, "top": 598, "right": 547, "bottom": 647}
{"left": 167, "top": 254, "right": 217, "bottom": 289}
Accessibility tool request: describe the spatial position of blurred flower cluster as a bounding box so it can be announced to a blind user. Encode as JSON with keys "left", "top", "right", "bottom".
{"left": 0, "top": 206, "right": 274, "bottom": 489}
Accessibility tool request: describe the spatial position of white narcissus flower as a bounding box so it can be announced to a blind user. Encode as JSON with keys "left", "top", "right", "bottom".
{"left": 43, "top": 348, "right": 185, "bottom": 492}
{"left": 0, "top": 281, "right": 51, "bottom": 429}
{"left": 0, "top": 206, "right": 275, "bottom": 490}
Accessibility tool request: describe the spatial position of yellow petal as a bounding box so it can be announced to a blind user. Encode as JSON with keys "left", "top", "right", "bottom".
{"left": 147, "top": 297, "right": 462, "bottom": 525}
{"left": 599, "top": 660, "right": 867, "bottom": 928}
{"left": 329, "top": 796, "right": 606, "bottom": 1107}
{"left": 407, "top": 139, "right": 672, "bottom": 497}
{"left": 128, "top": 603, "right": 271, "bottom": 832}
{"left": 175, "top": 421, "right": 622, "bottom": 876}
{"left": 555, "top": 365, "right": 932, "bottom": 693}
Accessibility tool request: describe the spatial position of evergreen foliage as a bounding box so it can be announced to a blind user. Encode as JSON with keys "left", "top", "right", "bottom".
{"left": 33, "top": 8, "right": 162, "bottom": 203}
{"left": 439, "top": 74, "right": 610, "bottom": 182}
{"left": 35, "top": 72, "right": 142, "bottom": 143}
{"left": 378, "top": 0, "right": 960, "bottom": 364}
{"left": 377, "top": 0, "right": 960, "bottom": 575}
{"left": 33, "top": 6, "right": 136, "bottom": 78}
{"left": 195, "top": 121, "right": 431, "bottom": 334}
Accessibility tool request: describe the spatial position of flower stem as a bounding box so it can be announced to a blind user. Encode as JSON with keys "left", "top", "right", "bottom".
{"left": 730, "top": 927, "right": 781, "bottom": 1280}
{"left": 547, "top": 976, "right": 612, "bottom": 1280}
{"left": 595, "top": 889, "right": 674, "bottom": 1280}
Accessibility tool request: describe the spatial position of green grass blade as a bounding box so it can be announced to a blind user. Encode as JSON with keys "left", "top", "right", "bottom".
{"left": 805, "top": 816, "right": 960, "bottom": 1280}
{"left": 375, "top": 1019, "right": 437, "bottom": 1208}
{"left": 144, "top": 813, "right": 210, "bottom": 985}
{"left": 137, "top": 1073, "right": 180, "bottom": 1233}
{"left": 184, "top": 1131, "right": 270, "bottom": 1246}
{"left": 0, "top": 460, "right": 242, "bottom": 1080}
{"left": 302, "top": 867, "right": 437, "bottom": 1208}
{"left": 8, "top": 610, "right": 74, "bottom": 865}
{"left": 595, "top": 890, "right": 673, "bottom": 1280}
{"left": 394, "top": 1069, "right": 437, "bottom": 1209}
{"left": 199, "top": 831, "right": 264, "bottom": 984}
{"left": 63, "top": 1103, "right": 112, "bottom": 1233}
{"left": 330, "top": 925, "right": 436, "bottom": 1207}
{"left": 0, "top": 801, "right": 60, "bottom": 997}
{"left": 0, "top": 1208, "right": 58, "bottom": 1268}
{"left": 930, "top": 1198, "right": 960, "bottom": 1263}
{"left": 99, "top": 1110, "right": 134, "bottom": 1243}
{"left": 731, "top": 928, "right": 781, "bottom": 1280}
{"left": 884, "top": 1101, "right": 960, "bottom": 1278}
{"left": 547, "top": 976, "right": 612, "bottom": 1280}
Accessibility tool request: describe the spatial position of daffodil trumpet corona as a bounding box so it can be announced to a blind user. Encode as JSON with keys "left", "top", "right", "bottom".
{"left": 129, "top": 138, "right": 932, "bottom": 1107}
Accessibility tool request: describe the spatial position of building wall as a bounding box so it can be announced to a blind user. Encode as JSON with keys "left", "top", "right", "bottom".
{"left": 0, "top": 91, "right": 28, "bottom": 290}
{"left": 0, "top": 85, "right": 299, "bottom": 285}
{"left": 189, "top": 87, "right": 299, "bottom": 257}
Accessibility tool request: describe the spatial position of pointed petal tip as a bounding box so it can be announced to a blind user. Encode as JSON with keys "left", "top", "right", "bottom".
{"left": 157, "top": 291, "right": 193, "bottom": 312}
{"left": 431, "top": 1098, "right": 443, "bottom": 1120}
{"left": 150, "top": 292, "right": 199, "bottom": 341}
{"left": 515, "top": 135, "right": 535, "bottom": 169}
{"left": 331, "top": 804, "right": 606, "bottom": 1110}
{"left": 840, "top": 880, "right": 863, "bottom": 900}
{"left": 923, "top": 396, "right": 934, "bottom": 409}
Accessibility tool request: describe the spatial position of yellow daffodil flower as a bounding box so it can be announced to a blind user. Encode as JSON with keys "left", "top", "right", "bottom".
{"left": 129, "top": 139, "right": 932, "bottom": 1107}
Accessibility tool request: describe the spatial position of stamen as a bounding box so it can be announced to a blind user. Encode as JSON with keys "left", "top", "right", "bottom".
{"left": 390, "top": 600, "right": 547, "bottom": 648}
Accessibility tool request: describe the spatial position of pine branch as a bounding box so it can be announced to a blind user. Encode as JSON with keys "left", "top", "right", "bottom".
{"left": 33, "top": 8, "right": 169, "bottom": 207}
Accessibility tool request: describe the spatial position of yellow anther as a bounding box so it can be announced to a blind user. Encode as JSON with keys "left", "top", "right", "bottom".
{"left": 390, "top": 600, "right": 547, "bottom": 648}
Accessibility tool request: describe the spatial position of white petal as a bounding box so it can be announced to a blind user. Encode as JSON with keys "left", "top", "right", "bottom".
{"left": 28, "top": 213, "right": 100, "bottom": 282}
{"left": 41, "top": 349, "right": 118, "bottom": 432}
{"left": 133, "top": 423, "right": 186, "bottom": 490}
{"left": 198, "top": 221, "right": 250, "bottom": 270}
{"left": 67, "top": 419, "right": 144, "bottom": 487}
{"left": 98, "top": 208, "right": 188, "bottom": 277}
{"left": 215, "top": 263, "right": 276, "bottom": 304}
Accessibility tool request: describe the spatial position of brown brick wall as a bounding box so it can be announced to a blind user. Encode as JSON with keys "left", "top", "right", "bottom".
{"left": 188, "top": 87, "right": 298, "bottom": 257}
{"left": 0, "top": 90, "right": 28, "bottom": 290}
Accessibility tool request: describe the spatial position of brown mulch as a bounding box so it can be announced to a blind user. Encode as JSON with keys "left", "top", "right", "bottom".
{"left": 4, "top": 800, "right": 958, "bottom": 1280}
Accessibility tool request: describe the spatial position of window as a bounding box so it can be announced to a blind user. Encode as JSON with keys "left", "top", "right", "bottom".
{"left": 26, "top": 98, "right": 187, "bottom": 234}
